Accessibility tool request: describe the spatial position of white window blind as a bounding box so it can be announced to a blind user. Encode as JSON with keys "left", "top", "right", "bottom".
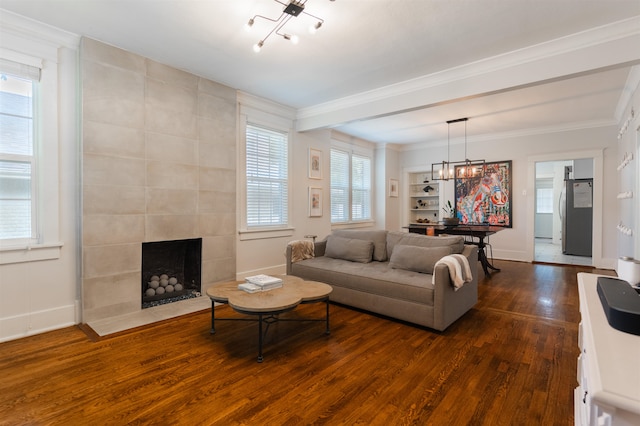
{"left": 330, "top": 148, "right": 372, "bottom": 223}
{"left": 0, "top": 60, "right": 39, "bottom": 241}
{"left": 245, "top": 124, "right": 288, "bottom": 228}
{"left": 330, "top": 149, "right": 349, "bottom": 223}
{"left": 352, "top": 154, "right": 371, "bottom": 220}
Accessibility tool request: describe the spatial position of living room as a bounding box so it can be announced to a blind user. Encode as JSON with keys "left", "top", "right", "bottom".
{"left": 0, "top": 2, "right": 639, "bottom": 422}
{"left": 1, "top": 0, "right": 638, "bottom": 340}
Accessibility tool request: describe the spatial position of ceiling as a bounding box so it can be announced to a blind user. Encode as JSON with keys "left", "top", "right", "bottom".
{"left": 2, "top": 0, "right": 640, "bottom": 146}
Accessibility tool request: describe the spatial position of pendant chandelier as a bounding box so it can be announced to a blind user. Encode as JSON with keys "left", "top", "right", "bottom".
{"left": 431, "top": 118, "right": 485, "bottom": 181}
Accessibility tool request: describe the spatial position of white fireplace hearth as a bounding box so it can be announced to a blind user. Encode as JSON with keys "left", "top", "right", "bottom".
{"left": 87, "top": 295, "right": 211, "bottom": 337}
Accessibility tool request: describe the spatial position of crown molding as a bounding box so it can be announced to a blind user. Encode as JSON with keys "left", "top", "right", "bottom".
{"left": 0, "top": 9, "right": 80, "bottom": 59}
{"left": 398, "top": 118, "right": 618, "bottom": 152}
{"left": 296, "top": 16, "right": 640, "bottom": 132}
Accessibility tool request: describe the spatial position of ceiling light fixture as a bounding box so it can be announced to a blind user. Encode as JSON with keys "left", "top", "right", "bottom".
{"left": 246, "top": 0, "right": 331, "bottom": 52}
{"left": 431, "top": 118, "right": 485, "bottom": 181}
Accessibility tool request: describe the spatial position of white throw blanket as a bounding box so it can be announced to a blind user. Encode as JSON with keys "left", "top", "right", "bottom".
{"left": 432, "top": 254, "right": 472, "bottom": 291}
{"left": 287, "top": 240, "right": 315, "bottom": 263}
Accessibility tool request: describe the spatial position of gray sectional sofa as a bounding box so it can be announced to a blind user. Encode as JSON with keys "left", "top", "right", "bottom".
{"left": 286, "top": 229, "right": 478, "bottom": 331}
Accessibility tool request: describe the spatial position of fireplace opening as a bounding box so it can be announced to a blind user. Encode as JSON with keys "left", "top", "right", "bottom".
{"left": 141, "top": 238, "right": 202, "bottom": 309}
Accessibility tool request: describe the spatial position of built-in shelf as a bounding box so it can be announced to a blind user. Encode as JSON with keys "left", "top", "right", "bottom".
{"left": 407, "top": 171, "right": 441, "bottom": 224}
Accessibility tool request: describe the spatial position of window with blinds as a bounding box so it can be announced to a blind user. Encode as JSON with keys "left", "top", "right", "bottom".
{"left": 330, "top": 148, "right": 372, "bottom": 223}
{"left": 330, "top": 149, "right": 349, "bottom": 223}
{"left": 0, "top": 59, "right": 40, "bottom": 241}
{"left": 351, "top": 154, "right": 371, "bottom": 220}
{"left": 245, "top": 124, "right": 289, "bottom": 228}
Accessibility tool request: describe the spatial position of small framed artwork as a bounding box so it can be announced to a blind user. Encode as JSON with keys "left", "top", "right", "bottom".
{"left": 309, "top": 187, "right": 322, "bottom": 217}
{"left": 309, "top": 148, "right": 322, "bottom": 179}
{"left": 389, "top": 178, "right": 399, "bottom": 197}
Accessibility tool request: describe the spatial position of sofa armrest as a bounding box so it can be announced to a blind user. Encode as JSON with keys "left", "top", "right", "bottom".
{"left": 286, "top": 239, "right": 327, "bottom": 275}
{"left": 432, "top": 245, "right": 479, "bottom": 331}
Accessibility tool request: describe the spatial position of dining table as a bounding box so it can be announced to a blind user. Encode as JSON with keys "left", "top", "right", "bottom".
{"left": 405, "top": 223, "right": 505, "bottom": 275}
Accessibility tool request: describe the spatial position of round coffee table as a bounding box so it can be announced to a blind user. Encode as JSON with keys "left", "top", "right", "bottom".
{"left": 207, "top": 275, "right": 332, "bottom": 362}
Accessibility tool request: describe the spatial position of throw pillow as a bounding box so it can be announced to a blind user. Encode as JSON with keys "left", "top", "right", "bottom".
{"left": 389, "top": 245, "right": 452, "bottom": 274}
{"left": 325, "top": 235, "right": 374, "bottom": 263}
{"left": 332, "top": 229, "right": 388, "bottom": 261}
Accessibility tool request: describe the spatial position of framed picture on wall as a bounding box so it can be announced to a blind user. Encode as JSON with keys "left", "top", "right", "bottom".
{"left": 454, "top": 160, "right": 512, "bottom": 227}
{"left": 309, "top": 187, "right": 322, "bottom": 217}
{"left": 389, "top": 178, "right": 399, "bottom": 197}
{"left": 309, "top": 148, "right": 322, "bottom": 179}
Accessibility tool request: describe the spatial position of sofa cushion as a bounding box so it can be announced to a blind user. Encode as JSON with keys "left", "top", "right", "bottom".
{"left": 325, "top": 235, "right": 374, "bottom": 263}
{"left": 332, "top": 229, "right": 388, "bottom": 261}
{"left": 386, "top": 231, "right": 464, "bottom": 258}
{"left": 290, "top": 257, "right": 435, "bottom": 305}
{"left": 389, "top": 245, "right": 452, "bottom": 274}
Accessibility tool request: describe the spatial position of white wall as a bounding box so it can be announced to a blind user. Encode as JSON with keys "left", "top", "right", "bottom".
{"left": 0, "top": 14, "right": 80, "bottom": 342}
{"left": 398, "top": 125, "right": 620, "bottom": 268}
{"left": 616, "top": 72, "right": 640, "bottom": 259}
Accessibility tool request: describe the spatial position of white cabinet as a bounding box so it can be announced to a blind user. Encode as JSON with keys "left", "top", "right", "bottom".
{"left": 408, "top": 171, "right": 441, "bottom": 225}
{"left": 575, "top": 273, "right": 640, "bottom": 426}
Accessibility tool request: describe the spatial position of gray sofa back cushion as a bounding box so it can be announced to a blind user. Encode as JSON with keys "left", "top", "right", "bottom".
{"left": 389, "top": 245, "right": 452, "bottom": 274}
{"left": 332, "top": 229, "right": 388, "bottom": 261}
{"left": 386, "top": 231, "right": 464, "bottom": 258}
{"left": 325, "top": 235, "right": 374, "bottom": 263}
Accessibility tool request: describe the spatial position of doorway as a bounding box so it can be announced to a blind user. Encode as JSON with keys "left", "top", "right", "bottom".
{"left": 533, "top": 159, "right": 593, "bottom": 266}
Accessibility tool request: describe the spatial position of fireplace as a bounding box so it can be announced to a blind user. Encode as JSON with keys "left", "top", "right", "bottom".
{"left": 141, "top": 238, "right": 202, "bottom": 309}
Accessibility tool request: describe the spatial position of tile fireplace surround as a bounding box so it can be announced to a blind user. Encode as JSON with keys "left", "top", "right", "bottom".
{"left": 81, "top": 38, "right": 236, "bottom": 332}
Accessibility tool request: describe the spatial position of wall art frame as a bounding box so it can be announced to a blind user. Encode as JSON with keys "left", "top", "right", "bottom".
{"left": 309, "top": 186, "right": 323, "bottom": 217}
{"left": 308, "top": 148, "right": 322, "bottom": 179}
{"left": 389, "top": 178, "right": 399, "bottom": 197}
{"left": 454, "top": 160, "right": 512, "bottom": 227}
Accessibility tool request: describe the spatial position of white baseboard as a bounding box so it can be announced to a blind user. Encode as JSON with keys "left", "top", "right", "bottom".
{"left": 0, "top": 303, "right": 77, "bottom": 343}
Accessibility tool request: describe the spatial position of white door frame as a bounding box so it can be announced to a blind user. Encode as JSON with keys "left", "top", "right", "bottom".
{"left": 527, "top": 149, "right": 603, "bottom": 268}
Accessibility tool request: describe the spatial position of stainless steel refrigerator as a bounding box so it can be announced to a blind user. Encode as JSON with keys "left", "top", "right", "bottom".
{"left": 560, "top": 178, "right": 593, "bottom": 256}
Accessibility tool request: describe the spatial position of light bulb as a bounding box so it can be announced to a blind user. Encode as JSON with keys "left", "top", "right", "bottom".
{"left": 283, "top": 34, "right": 299, "bottom": 44}
{"left": 309, "top": 21, "right": 322, "bottom": 34}
{"left": 253, "top": 41, "right": 263, "bottom": 53}
{"left": 244, "top": 18, "right": 254, "bottom": 32}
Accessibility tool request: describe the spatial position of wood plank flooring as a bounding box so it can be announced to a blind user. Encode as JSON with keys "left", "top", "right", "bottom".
{"left": 0, "top": 261, "right": 614, "bottom": 425}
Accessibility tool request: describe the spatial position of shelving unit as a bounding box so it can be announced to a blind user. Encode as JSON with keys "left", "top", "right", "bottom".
{"left": 408, "top": 171, "right": 441, "bottom": 225}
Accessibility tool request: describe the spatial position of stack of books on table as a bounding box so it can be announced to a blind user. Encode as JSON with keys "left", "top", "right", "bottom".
{"left": 238, "top": 274, "right": 283, "bottom": 293}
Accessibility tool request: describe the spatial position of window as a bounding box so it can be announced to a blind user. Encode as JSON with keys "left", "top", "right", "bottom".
{"left": 536, "top": 178, "right": 554, "bottom": 214}
{"left": 330, "top": 148, "right": 372, "bottom": 223}
{"left": 0, "top": 60, "right": 40, "bottom": 242}
{"left": 536, "top": 188, "right": 554, "bottom": 214}
{"left": 245, "top": 124, "right": 289, "bottom": 228}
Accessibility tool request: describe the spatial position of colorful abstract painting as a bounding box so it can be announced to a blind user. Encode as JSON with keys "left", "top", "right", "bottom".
{"left": 454, "top": 160, "right": 512, "bottom": 227}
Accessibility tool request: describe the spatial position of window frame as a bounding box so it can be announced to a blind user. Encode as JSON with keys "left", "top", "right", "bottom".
{"left": 244, "top": 123, "right": 289, "bottom": 229}
{"left": 0, "top": 66, "right": 39, "bottom": 243}
{"left": 0, "top": 22, "right": 71, "bottom": 264}
{"left": 330, "top": 142, "right": 374, "bottom": 225}
{"left": 238, "top": 95, "right": 295, "bottom": 241}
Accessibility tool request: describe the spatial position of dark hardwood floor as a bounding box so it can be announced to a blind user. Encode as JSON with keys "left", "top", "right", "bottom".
{"left": 0, "top": 261, "right": 614, "bottom": 425}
